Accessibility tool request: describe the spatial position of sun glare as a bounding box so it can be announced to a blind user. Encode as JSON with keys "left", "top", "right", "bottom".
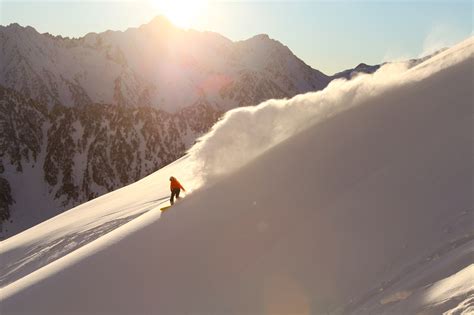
{"left": 149, "top": 0, "right": 207, "bottom": 28}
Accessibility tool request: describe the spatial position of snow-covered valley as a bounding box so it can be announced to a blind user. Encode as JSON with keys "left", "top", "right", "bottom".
{"left": 0, "top": 36, "right": 472, "bottom": 314}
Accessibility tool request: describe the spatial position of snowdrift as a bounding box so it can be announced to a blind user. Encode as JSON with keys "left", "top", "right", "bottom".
{"left": 0, "top": 37, "right": 473, "bottom": 314}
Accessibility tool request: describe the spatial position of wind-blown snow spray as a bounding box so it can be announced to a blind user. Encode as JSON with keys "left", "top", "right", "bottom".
{"left": 185, "top": 37, "right": 473, "bottom": 189}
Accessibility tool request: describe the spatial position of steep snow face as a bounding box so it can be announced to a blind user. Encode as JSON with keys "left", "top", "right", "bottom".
{"left": 0, "top": 17, "right": 330, "bottom": 112}
{"left": 0, "top": 37, "right": 472, "bottom": 314}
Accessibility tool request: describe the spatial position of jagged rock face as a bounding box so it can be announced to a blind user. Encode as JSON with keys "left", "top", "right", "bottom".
{"left": 331, "top": 63, "right": 381, "bottom": 80}
{"left": 0, "top": 86, "right": 47, "bottom": 171}
{"left": 0, "top": 167, "right": 13, "bottom": 222}
{"left": 0, "top": 18, "right": 332, "bottom": 237}
{"left": 0, "top": 86, "right": 47, "bottom": 223}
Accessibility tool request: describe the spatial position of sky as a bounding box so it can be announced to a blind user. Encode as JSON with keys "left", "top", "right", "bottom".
{"left": 1, "top": 0, "right": 472, "bottom": 74}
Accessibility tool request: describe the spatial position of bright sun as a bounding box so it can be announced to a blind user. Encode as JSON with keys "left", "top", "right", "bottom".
{"left": 149, "top": 0, "right": 207, "bottom": 28}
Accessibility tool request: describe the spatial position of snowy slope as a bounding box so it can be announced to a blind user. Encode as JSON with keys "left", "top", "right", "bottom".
{"left": 0, "top": 37, "right": 473, "bottom": 314}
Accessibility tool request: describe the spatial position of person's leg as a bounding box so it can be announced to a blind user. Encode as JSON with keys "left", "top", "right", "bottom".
{"left": 170, "top": 190, "right": 177, "bottom": 205}
{"left": 176, "top": 189, "right": 180, "bottom": 201}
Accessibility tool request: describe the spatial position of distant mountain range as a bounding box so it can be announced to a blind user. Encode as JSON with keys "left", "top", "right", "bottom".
{"left": 331, "top": 63, "right": 381, "bottom": 80}
{"left": 0, "top": 16, "right": 388, "bottom": 238}
{"left": 0, "top": 16, "right": 330, "bottom": 111}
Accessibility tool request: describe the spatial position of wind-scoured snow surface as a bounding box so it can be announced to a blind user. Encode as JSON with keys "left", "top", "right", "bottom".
{"left": 1, "top": 37, "right": 473, "bottom": 315}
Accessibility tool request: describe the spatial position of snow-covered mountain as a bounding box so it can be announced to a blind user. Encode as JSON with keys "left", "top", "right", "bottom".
{"left": 0, "top": 16, "right": 329, "bottom": 111}
{"left": 0, "top": 17, "right": 331, "bottom": 238}
{"left": 330, "top": 49, "right": 449, "bottom": 81}
{"left": 0, "top": 85, "right": 221, "bottom": 236}
{"left": 331, "top": 63, "right": 381, "bottom": 80}
{"left": 1, "top": 37, "right": 472, "bottom": 314}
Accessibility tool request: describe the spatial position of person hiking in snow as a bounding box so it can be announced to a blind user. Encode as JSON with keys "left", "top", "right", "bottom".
{"left": 169, "top": 176, "right": 185, "bottom": 205}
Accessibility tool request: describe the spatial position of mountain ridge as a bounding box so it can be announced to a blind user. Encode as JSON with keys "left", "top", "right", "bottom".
{"left": 0, "top": 17, "right": 331, "bottom": 110}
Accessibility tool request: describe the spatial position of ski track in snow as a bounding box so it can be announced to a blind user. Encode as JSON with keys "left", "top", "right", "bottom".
{"left": 0, "top": 201, "right": 161, "bottom": 287}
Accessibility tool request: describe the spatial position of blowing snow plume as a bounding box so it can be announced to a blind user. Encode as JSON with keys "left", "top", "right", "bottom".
{"left": 186, "top": 37, "right": 473, "bottom": 187}
{"left": 1, "top": 37, "right": 473, "bottom": 315}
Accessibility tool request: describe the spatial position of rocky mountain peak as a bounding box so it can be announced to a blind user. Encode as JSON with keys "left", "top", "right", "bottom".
{"left": 139, "top": 15, "right": 177, "bottom": 33}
